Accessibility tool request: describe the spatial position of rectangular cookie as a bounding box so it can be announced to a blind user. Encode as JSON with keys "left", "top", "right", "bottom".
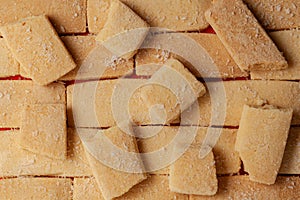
{"left": 140, "top": 59, "right": 206, "bottom": 124}
{"left": 236, "top": 105, "right": 292, "bottom": 185}
{"left": 83, "top": 126, "right": 146, "bottom": 200}
{"left": 19, "top": 104, "right": 67, "bottom": 160}
{"left": 244, "top": 0, "right": 300, "bottom": 30}
{"left": 205, "top": 0, "right": 287, "bottom": 71}
{"left": 20, "top": 36, "right": 134, "bottom": 80}
{"left": 0, "top": 39, "right": 19, "bottom": 77}
{"left": 67, "top": 79, "right": 151, "bottom": 128}
{"left": 251, "top": 30, "right": 300, "bottom": 80}
{"left": 0, "top": 80, "right": 65, "bottom": 128}
{"left": 0, "top": 177, "right": 72, "bottom": 200}
{"left": 190, "top": 176, "right": 300, "bottom": 199}
{"left": 135, "top": 34, "right": 248, "bottom": 79}
{"left": 87, "top": 0, "right": 211, "bottom": 33}
{"left": 136, "top": 126, "right": 240, "bottom": 175}
{"left": 279, "top": 127, "right": 300, "bottom": 174}
{"left": 0, "top": 0, "right": 86, "bottom": 33}
{"left": 1, "top": 15, "right": 76, "bottom": 85}
{"left": 169, "top": 144, "right": 218, "bottom": 195}
{"left": 0, "top": 129, "right": 92, "bottom": 177}
{"left": 183, "top": 80, "right": 300, "bottom": 127}
{"left": 74, "top": 176, "right": 188, "bottom": 200}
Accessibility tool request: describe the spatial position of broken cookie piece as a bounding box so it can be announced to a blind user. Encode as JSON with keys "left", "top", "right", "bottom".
{"left": 205, "top": 0, "right": 288, "bottom": 71}
{"left": 0, "top": 15, "right": 76, "bottom": 85}
{"left": 82, "top": 126, "right": 147, "bottom": 200}
{"left": 95, "top": 0, "right": 149, "bottom": 59}
{"left": 140, "top": 58, "right": 206, "bottom": 124}
{"left": 236, "top": 105, "right": 293, "bottom": 185}
{"left": 169, "top": 143, "right": 218, "bottom": 195}
{"left": 19, "top": 103, "right": 67, "bottom": 160}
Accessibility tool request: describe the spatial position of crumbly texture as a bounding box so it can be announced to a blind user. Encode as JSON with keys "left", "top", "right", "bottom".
{"left": 88, "top": 0, "right": 211, "bottom": 33}
{"left": 279, "top": 127, "right": 300, "bottom": 174}
{"left": 19, "top": 104, "right": 67, "bottom": 160}
{"left": 0, "top": 80, "right": 65, "bottom": 128}
{"left": 244, "top": 0, "right": 300, "bottom": 30}
{"left": 95, "top": 0, "right": 149, "bottom": 59}
{"left": 205, "top": 0, "right": 288, "bottom": 71}
{"left": 73, "top": 177, "right": 105, "bottom": 200}
{"left": 84, "top": 126, "right": 146, "bottom": 200}
{"left": 0, "top": 15, "right": 76, "bottom": 85}
{"left": 0, "top": 0, "right": 86, "bottom": 33}
{"left": 135, "top": 33, "right": 248, "bottom": 78}
{"left": 169, "top": 144, "right": 218, "bottom": 195}
{"left": 140, "top": 59, "right": 206, "bottom": 124}
{"left": 0, "top": 39, "right": 19, "bottom": 77}
{"left": 0, "top": 177, "right": 73, "bottom": 200}
{"left": 251, "top": 30, "right": 300, "bottom": 80}
{"left": 0, "top": 129, "right": 91, "bottom": 177}
{"left": 191, "top": 176, "right": 300, "bottom": 199}
{"left": 236, "top": 105, "right": 293, "bottom": 185}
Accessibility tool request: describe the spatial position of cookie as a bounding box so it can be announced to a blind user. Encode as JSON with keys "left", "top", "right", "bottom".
{"left": 0, "top": 39, "right": 19, "bottom": 77}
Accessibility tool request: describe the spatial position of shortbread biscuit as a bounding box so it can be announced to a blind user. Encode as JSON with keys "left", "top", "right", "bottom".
{"left": 183, "top": 80, "right": 300, "bottom": 127}
{"left": 244, "top": 0, "right": 300, "bottom": 30}
{"left": 0, "top": 39, "right": 19, "bottom": 77}
{"left": 1, "top": 15, "right": 76, "bottom": 85}
{"left": 67, "top": 79, "right": 150, "bottom": 128}
{"left": 0, "top": 178, "right": 72, "bottom": 200}
{"left": 95, "top": 0, "right": 149, "bottom": 59}
{"left": 136, "top": 126, "right": 240, "bottom": 175}
{"left": 74, "top": 176, "right": 188, "bottom": 200}
{"left": 88, "top": 0, "right": 211, "bottom": 33}
{"left": 236, "top": 105, "right": 292, "bottom": 185}
{"left": 191, "top": 176, "right": 300, "bottom": 199}
{"left": 83, "top": 126, "right": 146, "bottom": 200}
{"left": 251, "top": 30, "right": 300, "bottom": 80}
{"left": 140, "top": 59, "right": 206, "bottom": 124}
{"left": 0, "top": 0, "right": 86, "bottom": 33}
{"left": 169, "top": 144, "right": 218, "bottom": 195}
{"left": 0, "top": 129, "right": 92, "bottom": 177}
{"left": 136, "top": 33, "right": 248, "bottom": 78}
{"left": 205, "top": 0, "right": 288, "bottom": 71}
{"left": 73, "top": 177, "right": 105, "bottom": 200}
{"left": 19, "top": 104, "right": 67, "bottom": 160}
{"left": 0, "top": 81, "right": 65, "bottom": 128}
{"left": 279, "top": 127, "right": 300, "bottom": 174}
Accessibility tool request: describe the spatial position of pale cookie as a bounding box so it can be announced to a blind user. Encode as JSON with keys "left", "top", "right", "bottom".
{"left": 0, "top": 39, "right": 19, "bottom": 77}
{"left": 83, "top": 126, "right": 146, "bottom": 200}
{"left": 205, "top": 0, "right": 288, "bottom": 71}
{"left": 67, "top": 79, "right": 151, "bottom": 128}
{"left": 140, "top": 59, "right": 206, "bottom": 124}
{"left": 183, "top": 80, "right": 300, "bottom": 127}
{"left": 279, "top": 127, "right": 300, "bottom": 174}
{"left": 95, "top": 0, "right": 149, "bottom": 59}
{"left": 251, "top": 30, "right": 300, "bottom": 80}
{"left": 0, "top": 15, "right": 76, "bottom": 85}
{"left": 0, "top": 129, "right": 91, "bottom": 177}
{"left": 244, "top": 0, "right": 300, "bottom": 30}
{"left": 136, "top": 126, "right": 240, "bottom": 175}
{"left": 135, "top": 34, "right": 248, "bottom": 78}
{"left": 19, "top": 104, "right": 67, "bottom": 160}
{"left": 236, "top": 105, "right": 293, "bottom": 185}
{"left": 190, "top": 176, "right": 300, "bottom": 200}
{"left": 0, "top": 0, "right": 86, "bottom": 33}
{"left": 0, "top": 80, "right": 65, "bottom": 128}
{"left": 169, "top": 144, "right": 218, "bottom": 195}
{"left": 73, "top": 177, "right": 105, "bottom": 200}
{"left": 88, "top": 0, "right": 211, "bottom": 33}
{"left": 0, "top": 177, "right": 72, "bottom": 200}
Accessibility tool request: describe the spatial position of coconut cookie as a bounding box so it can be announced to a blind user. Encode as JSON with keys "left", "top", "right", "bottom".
{"left": 0, "top": 15, "right": 76, "bottom": 85}
{"left": 205, "top": 0, "right": 288, "bottom": 71}
{"left": 236, "top": 105, "right": 293, "bottom": 185}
